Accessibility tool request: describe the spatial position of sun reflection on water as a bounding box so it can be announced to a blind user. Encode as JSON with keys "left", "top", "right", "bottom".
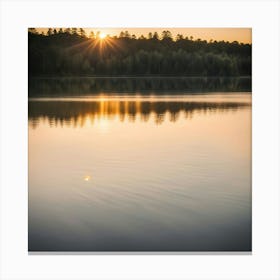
{"left": 84, "top": 175, "right": 91, "bottom": 181}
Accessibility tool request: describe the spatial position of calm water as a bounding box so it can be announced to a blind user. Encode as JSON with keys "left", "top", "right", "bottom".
{"left": 28, "top": 87, "right": 251, "bottom": 252}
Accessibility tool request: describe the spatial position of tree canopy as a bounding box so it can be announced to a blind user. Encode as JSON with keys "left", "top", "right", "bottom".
{"left": 28, "top": 28, "right": 251, "bottom": 77}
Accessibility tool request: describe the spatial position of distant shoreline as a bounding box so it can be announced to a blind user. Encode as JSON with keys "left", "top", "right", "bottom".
{"left": 29, "top": 75, "right": 252, "bottom": 79}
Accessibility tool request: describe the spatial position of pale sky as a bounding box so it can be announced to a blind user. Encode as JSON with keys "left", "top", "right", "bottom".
{"left": 36, "top": 28, "right": 252, "bottom": 44}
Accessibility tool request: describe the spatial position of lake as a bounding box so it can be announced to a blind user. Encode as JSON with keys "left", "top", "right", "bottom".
{"left": 28, "top": 78, "right": 251, "bottom": 252}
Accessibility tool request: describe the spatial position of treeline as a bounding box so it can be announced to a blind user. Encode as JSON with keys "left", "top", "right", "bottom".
{"left": 28, "top": 28, "right": 252, "bottom": 77}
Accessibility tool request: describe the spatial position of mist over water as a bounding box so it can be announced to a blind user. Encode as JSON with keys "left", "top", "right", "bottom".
{"left": 28, "top": 78, "right": 251, "bottom": 252}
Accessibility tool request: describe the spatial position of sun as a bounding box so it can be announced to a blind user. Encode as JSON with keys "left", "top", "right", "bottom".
{"left": 99, "top": 33, "right": 106, "bottom": 39}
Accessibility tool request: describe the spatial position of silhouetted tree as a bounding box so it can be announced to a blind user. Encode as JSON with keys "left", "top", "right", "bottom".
{"left": 153, "top": 32, "right": 159, "bottom": 40}
{"left": 71, "top": 28, "right": 77, "bottom": 35}
{"left": 176, "top": 34, "right": 184, "bottom": 41}
{"left": 47, "top": 28, "right": 53, "bottom": 36}
{"left": 79, "top": 28, "right": 86, "bottom": 37}
{"left": 124, "top": 31, "right": 131, "bottom": 38}
{"left": 28, "top": 28, "right": 38, "bottom": 34}
{"left": 162, "top": 30, "right": 172, "bottom": 40}
{"left": 89, "top": 31, "right": 95, "bottom": 39}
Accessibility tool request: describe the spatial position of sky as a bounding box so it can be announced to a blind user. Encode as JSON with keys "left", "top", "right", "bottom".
{"left": 36, "top": 28, "right": 252, "bottom": 44}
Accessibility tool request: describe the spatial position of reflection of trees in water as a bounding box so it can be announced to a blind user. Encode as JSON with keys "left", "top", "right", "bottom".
{"left": 29, "top": 77, "right": 251, "bottom": 97}
{"left": 29, "top": 100, "right": 250, "bottom": 129}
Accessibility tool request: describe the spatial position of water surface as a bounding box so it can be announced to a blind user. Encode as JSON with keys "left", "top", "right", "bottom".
{"left": 29, "top": 90, "right": 251, "bottom": 252}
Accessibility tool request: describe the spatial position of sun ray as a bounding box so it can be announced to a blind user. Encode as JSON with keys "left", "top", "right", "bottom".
{"left": 62, "top": 33, "right": 126, "bottom": 67}
{"left": 99, "top": 33, "right": 106, "bottom": 39}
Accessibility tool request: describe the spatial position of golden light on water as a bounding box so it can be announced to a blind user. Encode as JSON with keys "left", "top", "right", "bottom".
{"left": 84, "top": 175, "right": 91, "bottom": 181}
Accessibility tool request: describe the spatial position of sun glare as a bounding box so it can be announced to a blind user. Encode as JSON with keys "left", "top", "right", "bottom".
{"left": 99, "top": 33, "right": 106, "bottom": 39}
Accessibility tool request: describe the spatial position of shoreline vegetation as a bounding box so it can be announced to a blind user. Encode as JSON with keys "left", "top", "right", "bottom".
{"left": 29, "top": 75, "right": 252, "bottom": 79}
{"left": 29, "top": 28, "right": 251, "bottom": 77}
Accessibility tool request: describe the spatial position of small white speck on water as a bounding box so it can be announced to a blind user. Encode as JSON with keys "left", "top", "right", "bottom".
{"left": 84, "top": 175, "right": 91, "bottom": 181}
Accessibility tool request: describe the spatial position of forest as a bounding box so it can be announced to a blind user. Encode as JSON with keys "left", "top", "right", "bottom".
{"left": 28, "top": 28, "right": 252, "bottom": 77}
